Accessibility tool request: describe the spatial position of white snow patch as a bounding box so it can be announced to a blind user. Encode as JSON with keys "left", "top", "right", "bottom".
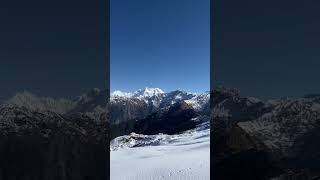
{"left": 111, "top": 91, "right": 133, "bottom": 98}
{"left": 110, "top": 124, "right": 210, "bottom": 180}
{"left": 133, "top": 87, "right": 165, "bottom": 99}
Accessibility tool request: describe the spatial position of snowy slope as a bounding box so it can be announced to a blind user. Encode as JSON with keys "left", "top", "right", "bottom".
{"left": 110, "top": 123, "right": 210, "bottom": 180}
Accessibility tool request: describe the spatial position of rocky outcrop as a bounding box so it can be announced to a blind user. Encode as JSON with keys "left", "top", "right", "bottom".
{"left": 110, "top": 97, "right": 150, "bottom": 124}
{"left": 134, "top": 101, "right": 199, "bottom": 135}
{"left": 110, "top": 101, "right": 202, "bottom": 139}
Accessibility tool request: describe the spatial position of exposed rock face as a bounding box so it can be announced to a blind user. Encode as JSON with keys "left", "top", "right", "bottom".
{"left": 110, "top": 101, "right": 203, "bottom": 139}
{"left": 134, "top": 101, "right": 199, "bottom": 135}
{"left": 0, "top": 104, "right": 108, "bottom": 180}
{"left": 110, "top": 97, "right": 149, "bottom": 124}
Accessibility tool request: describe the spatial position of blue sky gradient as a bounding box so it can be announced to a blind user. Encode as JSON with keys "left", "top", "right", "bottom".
{"left": 110, "top": 0, "right": 210, "bottom": 93}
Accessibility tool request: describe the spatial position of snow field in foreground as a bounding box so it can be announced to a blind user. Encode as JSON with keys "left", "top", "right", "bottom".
{"left": 110, "top": 128, "right": 210, "bottom": 180}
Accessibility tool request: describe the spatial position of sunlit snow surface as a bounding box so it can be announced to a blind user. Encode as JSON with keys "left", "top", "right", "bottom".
{"left": 110, "top": 123, "right": 210, "bottom": 180}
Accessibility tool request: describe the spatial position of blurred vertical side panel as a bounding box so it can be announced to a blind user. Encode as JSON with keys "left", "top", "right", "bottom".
{"left": 212, "top": 0, "right": 320, "bottom": 179}
{"left": 106, "top": 0, "right": 111, "bottom": 178}
{"left": 210, "top": 0, "right": 214, "bottom": 178}
{"left": 0, "top": 0, "right": 109, "bottom": 179}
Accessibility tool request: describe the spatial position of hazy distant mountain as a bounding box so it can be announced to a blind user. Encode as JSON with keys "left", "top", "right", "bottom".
{"left": 2, "top": 88, "right": 107, "bottom": 121}
{"left": 6, "top": 91, "right": 77, "bottom": 114}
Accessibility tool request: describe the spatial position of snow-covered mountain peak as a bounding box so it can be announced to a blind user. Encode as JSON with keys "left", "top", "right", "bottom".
{"left": 110, "top": 88, "right": 210, "bottom": 116}
{"left": 133, "top": 87, "right": 165, "bottom": 98}
{"left": 111, "top": 90, "right": 133, "bottom": 98}
{"left": 111, "top": 87, "right": 164, "bottom": 99}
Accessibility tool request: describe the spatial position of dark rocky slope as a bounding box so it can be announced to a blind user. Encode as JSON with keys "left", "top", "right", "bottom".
{"left": 134, "top": 101, "right": 199, "bottom": 135}
{"left": 212, "top": 87, "right": 320, "bottom": 180}
{"left": 212, "top": 124, "right": 282, "bottom": 180}
{"left": 0, "top": 105, "right": 108, "bottom": 180}
{"left": 110, "top": 101, "right": 204, "bottom": 140}
{"left": 110, "top": 97, "right": 149, "bottom": 124}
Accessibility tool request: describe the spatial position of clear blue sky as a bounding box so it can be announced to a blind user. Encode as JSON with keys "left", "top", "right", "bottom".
{"left": 110, "top": 0, "right": 210, "bottom": 93}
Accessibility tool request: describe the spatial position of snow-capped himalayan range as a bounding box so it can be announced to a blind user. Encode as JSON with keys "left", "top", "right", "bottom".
{"left": 111, "top": 87, "right": 209, "bottom": 110}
